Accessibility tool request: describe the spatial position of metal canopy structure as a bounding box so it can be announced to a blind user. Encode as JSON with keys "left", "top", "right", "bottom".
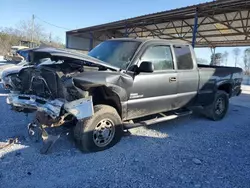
{"left": 66, "top": 0, "right": 250, "bottom": 51}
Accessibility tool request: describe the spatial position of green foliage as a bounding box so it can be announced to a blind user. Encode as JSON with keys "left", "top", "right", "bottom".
{"left": 0, "top": 30, "right": 23, "bottom": 55}
{"left": 0, "top": 19, "right": 64, "bottom": 55}
{"left": 197, "top": 58, "right": 208, "bottom": 65}
{"left": 243, "top": 48, "right": 250, "bottom": 74}
{"left": 210, "top": 53, "right": 223, "bottom": 66}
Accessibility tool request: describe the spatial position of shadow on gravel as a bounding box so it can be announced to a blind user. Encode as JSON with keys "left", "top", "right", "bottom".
{"left": 0, "top": 101, "right": 247, "bottom": 157}
{"left": 1, "top": 92, "right": 249, "bottom": 158}
{"left": 0, "top": 107, "right": 208, "bottom": 160}
{"left": 0, "top": 110, "right": 198, "bottom": 158}
{"left": 1, "top": 102, "right": 250, "bottom": 188}
{"left": 0, "top": 121, "right": 76, "bottom": 156}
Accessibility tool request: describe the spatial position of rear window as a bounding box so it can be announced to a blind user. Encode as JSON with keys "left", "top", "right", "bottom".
{"left": 173, "top": 45, "right": 193, "bottom": 70}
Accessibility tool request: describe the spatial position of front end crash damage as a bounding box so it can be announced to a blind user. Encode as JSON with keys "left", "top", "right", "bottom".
{"left": 7, "top": 94, "right": 94, "bottom": 120}
{"left": 7, "top": 94, "right": 64, "bottom": 118}
{"left": 3, "top": 47, "right": 133, "bottom": 153}
{"left": 7, "top": 94, "right": 94, "bottom": 154}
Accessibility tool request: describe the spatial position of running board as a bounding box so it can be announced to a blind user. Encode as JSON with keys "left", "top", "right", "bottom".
{"left": 174, "top": 109, "right": 193, "bottom": 116}
{"left": 124, "top": 109, "right": 192, "bottom": 130}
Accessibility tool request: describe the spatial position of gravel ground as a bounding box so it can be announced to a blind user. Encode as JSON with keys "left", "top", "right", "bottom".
{"left": 0, "top": 88, "right": 250, "bottom": 188}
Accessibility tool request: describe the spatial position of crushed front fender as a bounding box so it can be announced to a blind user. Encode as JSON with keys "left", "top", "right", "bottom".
{"left": 64, "top": 97, "right": 94, "bottom": 120}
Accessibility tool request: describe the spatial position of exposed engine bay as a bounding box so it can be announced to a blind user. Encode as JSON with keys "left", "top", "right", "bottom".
{"left": 11, "top": 61, "right": 90, "bottom": 100}
{"left": 2, "top": 45, "right": 134, "bottom": 154}
{"left": 6, "top": 60, "right": 96, "bottom": 126}
{"left": 5, "top": 48, "right": 133, "bottom": 127}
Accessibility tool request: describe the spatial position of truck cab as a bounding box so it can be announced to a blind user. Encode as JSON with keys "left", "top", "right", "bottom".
{"left": 124, "top": 39, "right": 199, "bottom": 119}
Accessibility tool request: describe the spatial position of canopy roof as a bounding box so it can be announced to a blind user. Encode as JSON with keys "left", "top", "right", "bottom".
{"left": 67, "top": 0, "right": 250, "bottom": 48}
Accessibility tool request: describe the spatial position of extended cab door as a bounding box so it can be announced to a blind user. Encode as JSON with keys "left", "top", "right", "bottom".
{"left": 172, "top": 45, "right": 199, "bottom": 109}
{"left": 127, "top": 44, "right": 177, "bottom": 119}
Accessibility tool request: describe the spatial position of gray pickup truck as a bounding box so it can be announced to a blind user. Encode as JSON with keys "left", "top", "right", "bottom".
{"left": 3, "top": 38, "right": 243, "bottom": 153}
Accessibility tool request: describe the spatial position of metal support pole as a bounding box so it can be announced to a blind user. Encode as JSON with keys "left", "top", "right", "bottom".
{"left": 210, "top": 47, "right": 216, "bottom": 65}
{"left": 66, "top": 35, "right": 69, "bottom": 48}
{"left": 125, "top": 24, "right": 128, "bottom": 37}
{"left": 192, "top": 8, "right": 198, "bottom": 48}
{"left": 89, "top": 32, "right": 93, "bottom": 51}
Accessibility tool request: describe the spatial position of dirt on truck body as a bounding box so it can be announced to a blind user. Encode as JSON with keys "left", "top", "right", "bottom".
{"left": 2, "top": 38, "right": 243, "bottom": 153}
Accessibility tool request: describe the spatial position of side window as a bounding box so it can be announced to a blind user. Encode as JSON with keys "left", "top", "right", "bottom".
{"left": 141, "top": 46, "right": 174, "bottom": 71}
{"left": 174, "top": 45, "right": 194, "bottom": 70}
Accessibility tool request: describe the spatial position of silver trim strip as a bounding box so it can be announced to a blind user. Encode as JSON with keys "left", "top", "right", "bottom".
{"left": 128, "top": 91, "right": 197, "bottom": 103}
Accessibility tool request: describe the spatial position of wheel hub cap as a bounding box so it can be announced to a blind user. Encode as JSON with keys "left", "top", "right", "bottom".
{"left": 93, "top": 119, "right": 115, "bottom": 147}
{"left": 215, "top": 97, "right": 225, "bottom": 115}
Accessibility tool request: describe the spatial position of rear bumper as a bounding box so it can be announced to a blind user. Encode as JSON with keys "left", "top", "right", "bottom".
{"left": 6, "top": 94, "right": 94, "bottom": 120}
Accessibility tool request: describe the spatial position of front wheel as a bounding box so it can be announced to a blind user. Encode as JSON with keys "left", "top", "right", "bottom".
{"left": 74, "top": 105, "right": 123, "bottom": 152}
{"left": 203, "top": 90, "right": 229, "bottom": 121}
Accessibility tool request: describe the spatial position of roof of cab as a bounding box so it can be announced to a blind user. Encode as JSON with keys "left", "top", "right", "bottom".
{"left": 107, "top": 37, "right": 190, "bottom": 45}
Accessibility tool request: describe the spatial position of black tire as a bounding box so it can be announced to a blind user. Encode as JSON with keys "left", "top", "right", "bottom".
{"left": 203, "top": 90, "right": 229, "bottom": 121}
{"left": 74, "top": 105, "right": 123, "bottom": 152}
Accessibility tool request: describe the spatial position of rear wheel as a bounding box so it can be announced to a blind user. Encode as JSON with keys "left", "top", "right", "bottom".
{"left": 74, "top": 105, "right": 123, "bottom": 152}
{"left": 203, "top": 90, "right": 229, "bottom": 121}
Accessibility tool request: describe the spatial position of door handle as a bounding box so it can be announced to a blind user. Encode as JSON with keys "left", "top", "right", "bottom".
{"left": 169, "top": 77, "right": 177, "bottom": 82}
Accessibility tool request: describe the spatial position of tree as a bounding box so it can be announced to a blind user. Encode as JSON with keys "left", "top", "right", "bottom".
{"left": 0, "top": 28, "right": 22, "bottom": 55}
{"left": 210, "top": 53, "right": 223, "bottom": 66}
{"left": 222, "top": 51, "right": 229, "bottom": 66}
{"left": 0, "top": 19, "right": 64, "bottom": 55}
{"left": 243, "top": 48, "right": 250, "bottom": 75}
{"left": 16, "top": 18, "right": 64, "bottom": 45}
{"left": 233, "top": 48, "right": 241, "bottom": 67}
{"left": 197, "top": 58, "right": 209, "bottom": 65}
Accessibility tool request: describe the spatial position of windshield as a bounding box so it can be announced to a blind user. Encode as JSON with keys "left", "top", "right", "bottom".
{"left": 88, "top": 40, "right": 141, "bottom": 69}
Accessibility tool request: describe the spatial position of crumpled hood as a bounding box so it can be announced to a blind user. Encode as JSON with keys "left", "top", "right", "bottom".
{"left": 0, "top": 64, "right": 29, "bottom": 79}
{"left": 0, "top": 64, "right": 15, "bottom": 78}
{"left": 32, "top": 47, "right": 120, "bottom": 71}
{"left": 0, "top": 64, "right": 21, "bottom": 79}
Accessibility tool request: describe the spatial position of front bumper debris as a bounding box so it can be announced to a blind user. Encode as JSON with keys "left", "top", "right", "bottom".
{"left": 6, "top": 94, "right": 94, "bottom": 154}
{"left": 6, "top": 94, "right": 94, "bottom": 120}
{"left": 7, "top": 94, "right": 64, "bottom": 119}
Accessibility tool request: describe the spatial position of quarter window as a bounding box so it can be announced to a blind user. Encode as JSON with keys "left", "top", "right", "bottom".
{"left": 173, "top": 45, "right": 193, "bottom": 70}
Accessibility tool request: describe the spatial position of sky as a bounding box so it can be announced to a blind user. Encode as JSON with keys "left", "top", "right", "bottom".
{"left": 0, "top": 0, "right": 248, "bottom": 67}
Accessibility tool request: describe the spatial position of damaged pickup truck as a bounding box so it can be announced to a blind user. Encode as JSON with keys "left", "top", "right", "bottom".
{"left": 4, "top": 38, "right": 243, "bottom": 153}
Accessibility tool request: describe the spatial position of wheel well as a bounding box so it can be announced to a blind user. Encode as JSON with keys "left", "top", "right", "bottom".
{"left": 91, "top": 86, "right": 122, "bottom": 118}
{"left": 218, "top": 83, "right": 232, "bottom": 96}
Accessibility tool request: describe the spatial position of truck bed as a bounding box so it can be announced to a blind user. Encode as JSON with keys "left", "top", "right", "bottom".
{"left": 196, "top": 64, "right": 243, "bottom": 106}
{"left": 198, "top": 64, "right": 242, "bottom": 71}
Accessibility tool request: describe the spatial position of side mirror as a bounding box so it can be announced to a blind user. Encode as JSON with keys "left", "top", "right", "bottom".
{"left": 139, "top": 61, "right": 154, "bottom": 73}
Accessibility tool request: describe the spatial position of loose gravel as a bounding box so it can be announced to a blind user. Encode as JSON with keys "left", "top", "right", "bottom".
{"left": 0, "top": 89, "right": 250, "bottom": 188}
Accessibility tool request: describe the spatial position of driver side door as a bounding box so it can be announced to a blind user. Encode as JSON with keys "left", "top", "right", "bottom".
{"left": 127, "top": 44, "right": 178, "bottom": 120}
